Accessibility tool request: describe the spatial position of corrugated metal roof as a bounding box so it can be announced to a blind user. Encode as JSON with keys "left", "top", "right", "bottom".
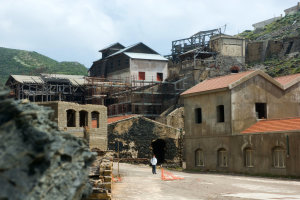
{"left": 41, "top": 74, "right": 86, "bottom": 86}
{"left": 11, "top": 75, "right": 44, "bottom": 84}
{"left": 124, "top": 52, "right": 168, "bottom": 61}
{"left": 99, "top": 42, "right": 124, "bottom": 52}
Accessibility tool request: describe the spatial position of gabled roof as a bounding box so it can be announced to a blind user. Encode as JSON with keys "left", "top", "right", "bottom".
{"left": 275, "top": 73, "right": 300, "bottom": 89}
{"left": 241, "top": 117, "right": 300, "bottom": 134}
{"left": 106, "top": 42, "right": 158, "bottom": 58}
{"left": 124, "top": 52, "right": 168, "bottom": 61}
{"left": 181, "top": 70, "right": 281, "bottom": 96}
{"left": 181, "top": 70, "right": 300, "bottom": 97}
{"left": 99, "top": 42, "right": 125, "bottom": 52}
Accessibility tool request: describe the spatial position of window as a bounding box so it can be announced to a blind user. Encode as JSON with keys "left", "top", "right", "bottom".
{"left": 157, "top": 73, "right": 163, "bottom": 81}
{"left": 195, "top": 149, "right": 204, "bottom": 166}
{"left": 66, "top": 109, "right": 76, "bottom": 127}
{"left": 255, "top": 103, "right": 267, "bottom": 119}
{"left": 217, "top": 105, "right": 225, "bottom": 122}
{"left": 195, "top": 108, "right": 202, "bottom": 124}
{"left": 79, "top": 110, "right": 88, "bottom": 127}
{"left": 118, "top": 59, "right": 121, "bottom": 66}
{"left": 91, "top": 111, "right": 99, "bottom": 128}
{"left": 139, "top": 72, "right": 145, "bottom": 80}
{"left": 273, "top": 147, "right": 285, "bottom": 168}
{"left": 218, "top": 148, "right": 228, "bottom": 167}
{"left": 245, "top": 148, "right": 254, "bottom": 167}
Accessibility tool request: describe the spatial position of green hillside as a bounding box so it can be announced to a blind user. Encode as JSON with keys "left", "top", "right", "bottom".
{"left": 0, "top": 47, "right": 88, "bottom": 86}
{"left": 238, "top": 12, "right": 300, "bottom": 41}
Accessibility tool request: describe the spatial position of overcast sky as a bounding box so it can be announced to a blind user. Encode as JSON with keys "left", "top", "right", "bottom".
{"left": 0, "top": 0, "right": 297, "bottom": 68}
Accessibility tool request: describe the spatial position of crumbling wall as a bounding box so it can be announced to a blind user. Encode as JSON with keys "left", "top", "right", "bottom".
{"left": 107, "top": 116, "right": 182, "bottom": 164}
{"left": 0, "top": 89, "right": 95, "bottom": 200}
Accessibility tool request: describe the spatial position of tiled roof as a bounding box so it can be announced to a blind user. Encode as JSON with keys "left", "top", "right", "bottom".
{"left": 275, "top": 73, "right": 300, "bottom": 86}
{"left": 241, "top": 117, "right": 300, "bottom": 134}
{"left": 107, "top": 115, "right": 138, "bottom": 124}
{"left": 181, "top": 70, "right": 256, "bottom": 96}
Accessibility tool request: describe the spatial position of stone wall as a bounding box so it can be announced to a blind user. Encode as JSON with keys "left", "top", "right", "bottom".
{"left": 108, "top": 116, "right": 182, "bottom": 165}
{"left": 38, "top": 101, "right": 108, "bottom": 150}
{"left": 184, "top": 132, "right": 300, "bottom": 177}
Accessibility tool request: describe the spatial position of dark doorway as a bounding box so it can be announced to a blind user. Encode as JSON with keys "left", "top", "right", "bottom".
{"left": 151, "top": 139, "right": 166, "bottom": 164}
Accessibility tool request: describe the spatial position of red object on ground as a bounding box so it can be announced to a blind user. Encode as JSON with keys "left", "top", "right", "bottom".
{"left": 161, "top": 168, "right": 184, "bottom": 181}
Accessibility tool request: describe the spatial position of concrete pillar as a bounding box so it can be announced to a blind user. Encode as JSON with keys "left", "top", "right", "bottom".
{"left": 75, "top": 109, "right": 79, "bottom": 128}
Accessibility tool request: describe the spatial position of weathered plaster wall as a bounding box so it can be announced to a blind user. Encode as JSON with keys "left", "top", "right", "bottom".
{"left": 184, "top": 90, "right": 232, "bottom": 137}
{"left": 130, "top": 59, "right": 168, "bottom": 82}
{"left": 38, "top": 101, "right": 108, "bottom": 150}
{"left": 184, "top": 132, "right": 300, "bottom": 177}
{"left": 231, "top": 76, "right": 300, "bottom": 133}
{"left": 108, "top": 116, "right": 182, "bottom": 164}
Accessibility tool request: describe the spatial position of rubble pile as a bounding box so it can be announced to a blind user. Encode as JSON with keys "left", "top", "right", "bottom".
{"left": 87, "top": 150, "right": 113, "bottom": 200}
{"left": 0, "top": 89, "right": 95, "bottom": 200}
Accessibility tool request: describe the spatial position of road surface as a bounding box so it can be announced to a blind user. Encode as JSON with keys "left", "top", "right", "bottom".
{"left": 112, "top": 162, "right": 300, "bottom": 200}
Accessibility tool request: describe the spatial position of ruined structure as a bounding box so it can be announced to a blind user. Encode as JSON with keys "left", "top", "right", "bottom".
{"left": 252, "top": 16, "right": 282, "bottom": 30}
{"left": 284, "top": 2, "right": 300, "bottom": 16}
{"left": 168, "top": 31, "right": 246, "bottom": 87}
{"left": 0, "top": 89, "right": 95, "bottom": 199}
{"left": 181, "top": 70, "right": 300, "bottom": 176}
{"left": 38, "top": 101, "right": 107, "bottom": 150}
{"left": 107, "top": 115, "right": 183, "bottom": 165}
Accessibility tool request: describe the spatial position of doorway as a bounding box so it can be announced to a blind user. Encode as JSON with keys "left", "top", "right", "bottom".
{"left": 151, "top": 139, "right": 166, "bottom": 164}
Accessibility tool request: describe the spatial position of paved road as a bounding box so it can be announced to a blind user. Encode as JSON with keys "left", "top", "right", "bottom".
{"left": 112, "top": 163, "right": 300, "bottom": 200}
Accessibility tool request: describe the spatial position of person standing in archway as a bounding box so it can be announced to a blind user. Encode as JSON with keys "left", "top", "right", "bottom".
{"left": 150, "top": 155, "right": 157, "bottom": 174}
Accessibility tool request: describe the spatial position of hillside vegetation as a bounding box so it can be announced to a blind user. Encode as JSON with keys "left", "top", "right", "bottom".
{"left": 238, "top": 12, "right": 300, "bottom": 41}
{"left": 0, "top": 47, "right": 88, "bottom": 86}
{"left": 238, "top": 12, "right": 300, "bottom": 77}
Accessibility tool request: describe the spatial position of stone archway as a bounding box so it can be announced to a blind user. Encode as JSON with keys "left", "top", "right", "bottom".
{"left": 151, "top": 139, "right": 166, "bottom": 164}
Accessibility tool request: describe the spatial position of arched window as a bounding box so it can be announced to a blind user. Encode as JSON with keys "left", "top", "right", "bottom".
{"left": 218, "top": 148, "right": 228, "bottom": 167}
{"left": 79, "top": 110, "right": 88, "bottom": 127}
{"left": 244, "top": 148, "right": 254, "bottom": 167}
{"left": 195, "top": 149, "right": 204, "bottom": 166}
{"left": 91, "top": 111, "right": 99, "bottom": 128}
{"left": 273, "top": 147, "right": 286, "bottom": 168}
{"left": 66, "top": 109, "right": 76, "bottom": 127}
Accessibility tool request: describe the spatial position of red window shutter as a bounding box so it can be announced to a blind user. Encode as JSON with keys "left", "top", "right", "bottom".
{"left": 139, "top": 72, "right": 145, "bottom": 80}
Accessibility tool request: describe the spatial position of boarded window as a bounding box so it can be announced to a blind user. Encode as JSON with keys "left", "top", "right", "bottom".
{"left": 245, "top": 148, "right": 254, "bottom": 167}
{"left": 91, "top": 111, "right": 99, "bottom": 128}
{"left": 255, "top": 103, "right": 267, "bottom": 119}
{"left": 195, "top": 149, "right": 204, "bottom": 166}
{"left": 218, "top": 148, "right": 228, "bottom": 167}
{"left": 139, "top": 72, "right": 145, "bottom": 80}
{"left": 79, "top": 110, "right": 88, "bottom": 127}
{"left": 66, "top": 109, "right": 76, "bottom": 127}
{"left": 195, "top": 108, "right": 202, "bottom": 124}
{"left": 157, "top": 73, "right": 163, "bottom": 81}
{"left": 217, "top": 105, "right": 225, "bottom": 122}
{"left": 273, "top": 147, "right": 285, "bottom": 168}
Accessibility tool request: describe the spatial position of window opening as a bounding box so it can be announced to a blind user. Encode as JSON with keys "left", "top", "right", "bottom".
{"left": 255, "top": 103, "right": 267, "bottom": 119}
{"left": 195, "top": 108, "right": 202, "bottom": 124}
{"left": 217, "top": 105, "right": 225, "bottom": 122}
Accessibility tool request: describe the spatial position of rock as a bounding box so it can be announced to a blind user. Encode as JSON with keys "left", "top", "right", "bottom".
{"left": 0, "top": 88, "right": 95, "bottom": 200}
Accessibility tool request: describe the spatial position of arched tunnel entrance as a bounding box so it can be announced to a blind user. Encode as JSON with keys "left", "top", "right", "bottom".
{"left": 151, "top": 139, "right": 166, "bottom": 164}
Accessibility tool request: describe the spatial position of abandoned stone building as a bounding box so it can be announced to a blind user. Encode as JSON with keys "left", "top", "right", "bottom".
{"left": 38, "top": 101, "right": 107, "bottom": 150}
{"left": 181, "top": 70, "right": 300, "bottom": 176}
{"left": 252, "top": 15, "right": 282, "bottom": 30}
{"left": 107, "top": 115, "right": 183, "bottom": 165}
{"left": 89, "top": 42, "right": 168, "bottom": 83}
{"left": 168, "top": 33, "right": 246, "bottom": 87}
{"left": 284, "top": 2, "right": 300, "bottom": 16}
